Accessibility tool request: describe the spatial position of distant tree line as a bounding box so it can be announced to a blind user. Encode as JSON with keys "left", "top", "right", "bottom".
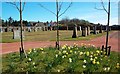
{"left": 59, "top": 17, "right": 92, "bottom": 27}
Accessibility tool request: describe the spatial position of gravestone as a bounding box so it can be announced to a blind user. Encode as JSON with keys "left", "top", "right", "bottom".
{"left": 99, "top": 25, "right": 103, "bottom": 33}
{"left": 50, "top": 26, "right": 52, "bottom": 31}
{"left": 13, "top": 30, "right": 20, "bottom": 39}
{"left": 109, "top": 26, "right": 111, "bottom": 31}
{"left": 79, "top": 26, "right": 81, "bottom": 31}
{"left": 93, "top": 26, "right": 97, "bottom": 34}
{"left": 87, "top": 26, "right": 90, "bottom": 35}
{"left": 82, "top": 27, "right": 87, "bottom": 37}
{"left": 13, "top": 30, "right": 25, "bottom": 40}
{"left": 28, "top": 27, "right": 31, "bottom": 32}
{"left": 105, "top": 26, "right": 107, "bottom": 32}
{"left": 34, "top": 27, "right": 37, "bottom": 32}
{"left": 72, "top": 24, "right": 78, "bottom": 38}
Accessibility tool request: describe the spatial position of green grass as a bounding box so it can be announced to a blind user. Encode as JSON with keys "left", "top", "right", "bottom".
{"left": 2, "top": 44, "right": 120, "bottom": 73}
{"left": 1, "top": 30, "right": 113, "bottom": 43}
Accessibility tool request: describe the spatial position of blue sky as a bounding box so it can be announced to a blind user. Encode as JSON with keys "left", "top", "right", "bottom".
{"left": 1, "top": 2, "right": 118, "bottom": 25}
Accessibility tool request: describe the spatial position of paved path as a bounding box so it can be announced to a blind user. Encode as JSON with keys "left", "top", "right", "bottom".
{"left": 1, "top": 31, "right": 119, "bottom": 54}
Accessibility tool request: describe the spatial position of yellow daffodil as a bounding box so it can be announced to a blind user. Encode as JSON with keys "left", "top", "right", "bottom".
{"left": 33, "top": 62, "right": 35, "bottom": 65}
{"left": 55, "top": 54, "right": 58, "bottom": 58}
{"left": 90, "top": 51, "right": 93, "bottom": 55}
{"left": 96, "top": 50, "right": 100, "bottom": 54}
{"left": 86, "top": 51, "right": 89, "bottom": 56}
{"left": 28, "top": 58, "right": 32, "bottom": 62}
{"left": 74, "top": 51, "right": 77, "bottom": 54}
{"left": 69, "top": 58, "right": 72, "bottom": 63}
{"left": 68, "top": 47, "right": 71, "bottom": 50}
{"left": 104, "top": 68, "right": 107, "bottom": 71}
{"left": 80, "top": 52, "right": 83, "bottom": 55}
{"left": 90, "top": 55, "right": 93, "bottom": 58}
{"left": 66, "top": 52, "right": 68, "bottom": 55}
{"left": 95, "top": 57, "right": 98, "bottom": 59}
{"left": 117, "top": 63, "right": 119, "bottom": 66}
{"left": 90, "top": 58, "right": 93, "bottom": 61}
{"left": 107, "top": 67, "right": 110, "bottom": 71}
{"left": 83, "top": 60, "right": 87, "bottom": 63}
{"left": 40, "top": 48, "right": 43, "bottom": 51}
{"left": 92, "top": 59, "right": 96, "bottom": 64}
{"left": 62, "top": 45, "right": 66, "bottom": 49}
{"left": 83, "top": 65, "right": 86, "bottom": 68}
{"left": 57, "top": 70, "right": 60, "bottom": 72}
{"left": 63, "top": 50, "right": 67, "bottom": 54}
{"left": 96, "top": 61, "right": 100, "bottom": 65}
{"left": 70, "top": 50, "right": 72, "bottom": 53}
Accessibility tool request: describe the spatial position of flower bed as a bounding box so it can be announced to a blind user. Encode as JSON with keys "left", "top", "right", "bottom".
{"left": 2, "top": 43, "right": 120, "bottom": 73}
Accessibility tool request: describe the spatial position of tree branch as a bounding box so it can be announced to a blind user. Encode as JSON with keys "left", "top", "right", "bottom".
{"left": 38, "top": 3, "right": 56, "bottom": 16}
{"left": 58, "top": 1, "right": 63, "bottom": 13}
{"left": 100, "top": 0, "right": 108, "bottom": 13}
{"left": 22, "top": 2, "right": 26, "bottom": 12}
{"left": 94, "top": 0, "right": 108, "bottom": 14}
{"left": 58, "top": 1, "right": 72, "bottom": 18}
{"left": 6, "top": 2, "right": 20, "bottom": 12}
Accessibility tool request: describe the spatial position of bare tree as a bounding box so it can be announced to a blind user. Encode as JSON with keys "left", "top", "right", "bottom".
{"left": 95, "top": 0, "right": 111, "bottom": 55}
{"left": 7, "top": 0, "right": 27, "bottom": 58}
{"left": 39, "top": 0, "right": 72, "bottom": 50}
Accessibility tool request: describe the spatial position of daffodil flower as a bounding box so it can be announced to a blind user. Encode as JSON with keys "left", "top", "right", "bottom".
{"left": 57, "top": 70, "right": 60, "bottom": 72}
{"left": 69, "top": 58, "right": 72, "bottom": 63}
{"left": 83, "top": 60, "right": 87, "bottom": 63}
{"left": 83, "top": 65, "right": 86, "bottom": 68}
{"left": 33, "top": 62, "right": 35, "bottom": 65}
{"left": 28, "top": 58, "right": 32, "bottom": 62}
{"left": 96, "top": 61, "right": 100, "bottom": 65}
{"left": 86, "top": 51, "right": 89, "bottom": 56}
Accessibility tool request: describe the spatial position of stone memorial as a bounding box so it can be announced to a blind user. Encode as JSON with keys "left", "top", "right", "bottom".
{"left": 87, "top": 26, "right": 90, "bottom": 35}
{"left": 72, "top": 24, "right": 78, "bottom": 38}
{"left": 28, "top": 27, "right": 31, "bottom": 32}
{"left": 82, "top": 27, "right": 87, "bottom": 37}
{"left": 13, "top": 30, "right": 25, "bottom": 40}
{"left": 93, "top": 26, "right": 97, "bottom": 34}
{"left": 79, "top": 26, "right": 81, "bottom": 31}
{"left": 13, "top": 30, "right": 20, "bottom": 39}
{"left": 99, "top": 25, "right": 103, "bottom": 33}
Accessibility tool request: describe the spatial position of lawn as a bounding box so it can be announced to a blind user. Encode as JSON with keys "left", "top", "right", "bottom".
{"left": 2, "top": 44, "right": 120, "bottom": 73}
{"left": 1, "top": 30, "right": 112, "bottom": 43}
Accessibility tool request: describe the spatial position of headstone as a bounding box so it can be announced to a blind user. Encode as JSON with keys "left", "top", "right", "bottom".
{"left": 34, "top": 27, "right": 37, "bottom": 32}
{"left": 82, "top": 27, "right": 87, "bottom": 37}
{"left": 99, "top": 25, "right": 103, "bottom": 33}
{"left": 67, "top": 26, "right": 68, "bottom": 30}
{"left": 13, "top": 30, "right": 25, "bottom": 39}
{"left": 50, "top": 26, "right": 52, "bottom": 31}
{"left": 28, "top": 27, "right": 31, "bottom": 32}
{"left": 13, "top": 30, "right": 20, "bottom": 39}
{"left": 72, "top": 24, "right": 78, "bottom": 38}
{"left": 105, "top": 26, "right": 107, "bottom": 32}
{"left": 87, "top": 26, "right": 90, "bottom": 35}
{"left": 79, "top": 26, "right": 81, "bottom": 31}
{"left": 109, "top": 26, "right": 111, "bottom": 31}
{"left": 42, "top": 27, "right": 45, "bottom": 31}
{"left": 93, "top": 26, "right": 97, "bottom": 34}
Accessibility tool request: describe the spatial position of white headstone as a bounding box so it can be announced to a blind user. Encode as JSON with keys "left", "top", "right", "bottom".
{"left": 13, "top": 30, "right": 20, "bottom": 39}
{"left": 79, "top": 26, "right": 81, "bottom": 31}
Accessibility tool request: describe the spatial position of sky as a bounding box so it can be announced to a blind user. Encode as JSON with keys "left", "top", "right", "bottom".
{"left": 1, "top": 1, "right": 119, "bottom": 25}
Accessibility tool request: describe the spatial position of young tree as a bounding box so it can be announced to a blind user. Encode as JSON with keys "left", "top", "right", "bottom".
{"left": 39, "top": 0, "right": 72, "bottom": 50}
{"left": 95, "top": 0, "right": 111, "bottom": 55}
{"left": 7, "top": 0, "right": 27, "bottom": 58}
